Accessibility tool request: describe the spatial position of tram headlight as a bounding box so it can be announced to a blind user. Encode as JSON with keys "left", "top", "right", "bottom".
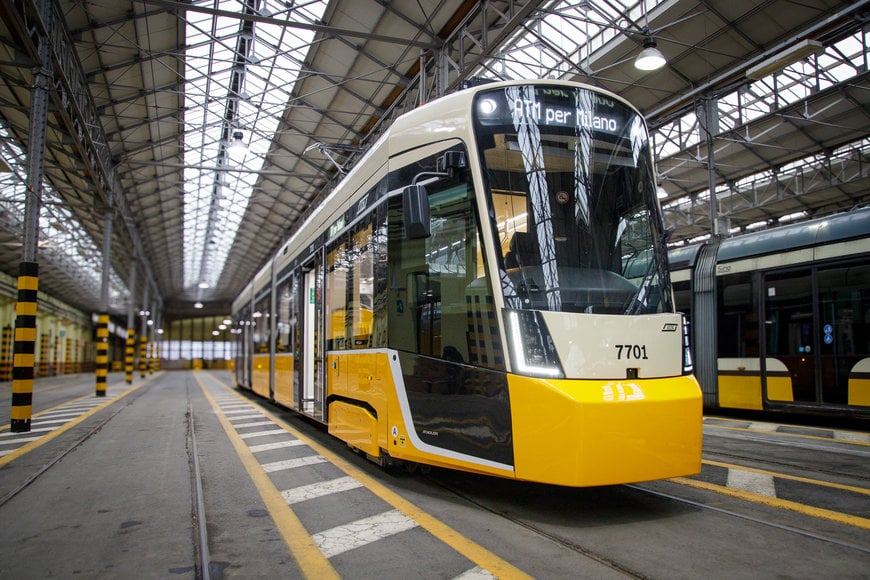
{"left": 506, "top": 310, "right": 564, "bottom": 378}
{"left": 478, "top": 98, "right": 498, "bottom": 116}
{"left": 682, "top": 313, "right": 693, "bottom": 374}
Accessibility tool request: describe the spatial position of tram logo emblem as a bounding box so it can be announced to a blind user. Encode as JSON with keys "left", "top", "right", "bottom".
{"left": 602, "top": 382, "right": 645, "bottom": 402}
{"left": 661, "top": 323, "right": 678, "bottom": 332}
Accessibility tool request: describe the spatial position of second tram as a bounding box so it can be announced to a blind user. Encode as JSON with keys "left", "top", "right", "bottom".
{"left": 671, "top": 208, "right": 870, "bottom": 418}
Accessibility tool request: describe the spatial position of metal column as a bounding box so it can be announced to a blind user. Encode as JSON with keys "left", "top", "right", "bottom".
{"left": 10, "top": 0, "right": 51, "bottom": 432}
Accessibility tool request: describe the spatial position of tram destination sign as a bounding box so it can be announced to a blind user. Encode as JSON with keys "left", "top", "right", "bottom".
{"left": 475, "top": 85, "right": 632, "bottom": 136}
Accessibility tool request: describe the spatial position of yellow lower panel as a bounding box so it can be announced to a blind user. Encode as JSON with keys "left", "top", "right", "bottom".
{"left": 509, "top": 375, "right": 702, "bottom": 487}
{"left": 252, "top": 354, "right": 270, "bottom": 399}
{"left": 766, "top": 377, "right": 793, "bottom": 402}
{"left": 718, "top": 375, "right": 763, "bottom": 410}
{"left": 274, "top": 354, "right": 294, "bottom": 408}
{"left": 848, "top": 378, "right": 870, "bottom": 406}
{"left": 328, "top": 400, "right": 379, "bottom": 456}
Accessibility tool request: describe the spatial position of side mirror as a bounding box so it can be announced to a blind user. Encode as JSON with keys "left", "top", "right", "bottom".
{"left": 402, "top": 149, "right": 466, "bottom": 240}
{"left": 402, "top": 183, "right": 430, "bottom": 239}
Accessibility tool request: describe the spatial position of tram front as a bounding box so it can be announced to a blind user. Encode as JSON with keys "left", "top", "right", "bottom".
{"left": 473, "top": 83, "right": 702, "bottom": 486}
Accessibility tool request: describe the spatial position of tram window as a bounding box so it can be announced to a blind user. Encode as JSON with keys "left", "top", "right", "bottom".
{"left": 717, "top": 272, "right": 759, "bottom": 357}
{"left": 388, "top": 143, "right": 502, "bottom": 369}
{"left": 371, "top": 203, "right": 389, "bottom": 348}
{"left": 276, "top": 278, "right": 294, "bottom": 353}
{"left": 252, "top": 293, "right": 271, "bottom": 353}
{"left": 326, "top": 239, "right": 349, "bottom": 350}
{"left": 325, "top": 214, "right": 377, "bottom": 351}
{"left": 672, "top": 279, "right": 691, "bottom": 319}
{"left": 817, "top": 263, "right": 870, "bottom": 405}
{"left": 351, "top": 221, "right": 374, "bottom": 348}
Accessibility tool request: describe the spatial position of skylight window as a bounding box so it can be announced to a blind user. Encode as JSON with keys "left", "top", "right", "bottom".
{"left": 182, "top": 0, "right": 327, "bottom": 291}
{"left": 0, "top": 124, "right": 128, "bottom": 310}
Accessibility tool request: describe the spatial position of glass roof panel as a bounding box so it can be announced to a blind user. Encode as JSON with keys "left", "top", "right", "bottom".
{"left": 182, "top": 0, "right": 327, "bottom": 291}
{"left": 0, "top": 124, "right": 129, "bottom": 310}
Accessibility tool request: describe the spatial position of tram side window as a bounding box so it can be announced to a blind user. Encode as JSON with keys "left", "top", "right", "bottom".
{"left": 276, "top": 278, "right": 294, "bottom": 353}
{"left": 387, "top": 143, "right": 501, "bottom": 368}
{"left": 717, "top": 272, "right": 759, "bottom": 357}
{"left": 371, "top": 203, "right": 389, "bottom": 349}
{"left": 233, "top": 309, "right": 249, "bottom": 383}
{"left": 252, "top": 293, "right": 271, "bottom": 353}
{"left": 325, "top": 212, "right": 377, "bottom": 351}
{"left": 817, "top": 263, "right": 870, "bottom": 404}
{"left": 672, "top": 279, "right": 691, "bottom": 319}
{"left": 351, "top": 220, "right": 375, "bottom": 348}
{"left": 326, "top": 239, "right": 349, "bottom": 350}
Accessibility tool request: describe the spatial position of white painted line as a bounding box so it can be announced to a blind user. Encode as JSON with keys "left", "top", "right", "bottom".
{"left": 0, "top": 427, "right": 56, "bottom": 438}
{"left": 233, "top": 420, "right": 275, "bottom": 428}
{"left": 249, "top": 440, "right": 306, "bottom": 453}
{"left": 281, "top": 476, "right": 363, "bottom": 505}
{"left": 40, "top": 409, "right": 84, "bottom": 417}
{"left": 453, "top": 566, "right": 497, "bottom": 579}
{"left": 239, "top": 428, "right": 287, "bottom": 439}
{"left": 34, "top": 418, "right": 77, "bottom": 425}
{"left": 749, "top": 422, "right": 779, "bottom": 431}
{"left": 0, "top": 436, "right": 42, "bottom": 446}
{"left": 262, "top": 455, "right": 328, "bottom": 472}
{"left": 228, "top": 413, "right": 267, "bottom": 421}
{"left": 312, "top": 509, "right": 418, "bottom": 558}
{"left": 222, "top": 409, "right": 262, "bottom": 415}
{"left": 834, "top": 431, "right": 870, "bottom": 443}
{"left": 727, "top": 469, "right": 777, "bottom": 496}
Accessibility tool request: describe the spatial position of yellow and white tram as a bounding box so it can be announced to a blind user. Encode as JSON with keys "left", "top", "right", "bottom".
{"left": 232, "top": 80, "right": 702, "bottom": 487}
{"left": 671, "top": 207, "right": 870, "bottom": 417}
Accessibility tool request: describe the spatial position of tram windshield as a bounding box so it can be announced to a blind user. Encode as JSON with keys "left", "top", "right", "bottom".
{"left": 474, "top": 84, "right": 672, "bottom": 315}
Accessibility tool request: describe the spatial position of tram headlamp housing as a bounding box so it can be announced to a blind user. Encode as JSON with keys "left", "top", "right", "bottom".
{"left": 506, "top": 310, "right": 564, "bottom": 378}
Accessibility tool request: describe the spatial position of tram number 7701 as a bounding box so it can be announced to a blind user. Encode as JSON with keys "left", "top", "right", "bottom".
{"left": 615, "top": 344, "right": 649, "bottom": 360}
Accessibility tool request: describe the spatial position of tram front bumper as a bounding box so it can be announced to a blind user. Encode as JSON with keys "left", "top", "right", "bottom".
{"left": 508, "top": 374, "right": 702, "bottom": 487}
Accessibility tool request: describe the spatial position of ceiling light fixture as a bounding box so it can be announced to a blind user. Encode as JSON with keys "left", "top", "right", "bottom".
{"left": 228, "top": 130, "right": 246, "bottom": 151}
{"left": 635, "top": 36, "right": 666, "bottom": 71}
{"left": 656, "top": 182, "right": 668, "bottom": 199}
{"left": 745, "top": 39, "right": 823, "bottom": 80}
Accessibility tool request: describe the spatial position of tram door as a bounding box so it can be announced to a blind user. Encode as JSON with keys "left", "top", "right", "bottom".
{"left": 764, "top": 265, "right": 867, "bottom": 406}
{"left": 816, "top": 263, "right": 869, "bottom": 406}
{"left": 764, "top": 270, "right": 817, "bottom": 404}
{"left": 301, "top": 258, "right": 325, "bottom": 420}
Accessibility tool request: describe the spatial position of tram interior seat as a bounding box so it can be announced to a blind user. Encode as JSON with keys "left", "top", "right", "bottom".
{"left": 504, "top": 232, "right": 538, "bottom": 269}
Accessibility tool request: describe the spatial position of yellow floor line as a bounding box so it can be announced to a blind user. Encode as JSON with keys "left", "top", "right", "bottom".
{"left": 195, "top": 373, "right": 339, "bottom": 580}
{"left": 703, "top": 459, "right": 870, "bottom": 496}
{"left": 704, "top": 422, "right": 870, "bottom": 447}
{"left": 672, "top": 477, "right": 870, "bottom": 530}
{"left": 0, "top": 378, "right": 149, "bottom": 468}
{"left": 202, "top": 371, "right": 533, "bottom": 580}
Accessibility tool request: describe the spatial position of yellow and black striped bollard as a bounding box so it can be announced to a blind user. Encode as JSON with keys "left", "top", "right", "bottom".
{"left": 11, "top": 262, "right": 38, "bottom": 432}
{"left": 125, "top": 328, "right": 135, "bottom": 384}
{"left": 95, "top": 313, "right": 109, "bottom": 397}
{"left": 0, "top": 325, "right": 12, "bottom": 381}
{"left": 139, "top": 335, "right": 147, "bottom": 378}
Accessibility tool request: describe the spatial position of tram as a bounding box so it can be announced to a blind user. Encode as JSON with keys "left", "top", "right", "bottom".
{"left": 232, "top": 79, "right": 702, "bottom": 487}
{"left": 671, "top": 208, "right": 870, "bottom": 417}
